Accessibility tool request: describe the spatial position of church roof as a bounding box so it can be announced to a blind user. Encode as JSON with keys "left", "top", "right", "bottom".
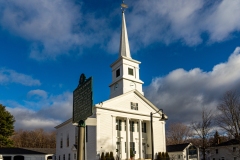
{"left": 23, "top": 148, "right": 55, "bottom": 154}
{"left": 54, "top": 118, "right": 72, "bottom": 129}
{"left": 119, "top": 11, "right": 131, "bottom": 58}
{"left": 0, "top": 148, "right": 47, "bottom": 154}
{"left": 216, "top": 139, "right": 240, "bottom": 146}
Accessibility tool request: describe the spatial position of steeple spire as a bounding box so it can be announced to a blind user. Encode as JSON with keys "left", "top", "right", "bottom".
{"left": 109, "top": 2, "right": 144, "bottom": 98}
{"left": 119, "top": 2, "right": 131, "bottom": 58}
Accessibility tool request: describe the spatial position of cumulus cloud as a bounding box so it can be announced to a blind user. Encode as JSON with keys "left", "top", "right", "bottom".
{"left": 0, "top": 0, "right": 109, "bottom": 60}
{"left": 5, "top": 91, "right": 72, "bottom": 131}
{"left": 124, "top": 0, "right": 240, "bottom": 50}
{"left": 145, "top": 47, "right": 240, "bottom": 124}
{"left": 1, "top": 1, "right": 240, "bottom": 58}
{"left": 205, "top": 0, "right": 240, "bottom": 42}
{"left": 27, "top": 89, "right": 48, "bottom": 99}
{"left": 0, "top": 68, "right": 40, "bottom": 86}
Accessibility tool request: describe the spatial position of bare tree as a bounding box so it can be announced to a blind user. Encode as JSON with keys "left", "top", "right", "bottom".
{"left": 216, "top": 91, "right": 240, "bottom": 138}
{"left": 166, "top": 122, "right": 192, "bottom": 145}
{"left": 192, "top": 107, "right": 213, "bottom": 160}
{"left": 11, "top": 129, "right": 56, "bottom": 148}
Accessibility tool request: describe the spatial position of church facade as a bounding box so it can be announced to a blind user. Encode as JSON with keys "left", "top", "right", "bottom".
{"left": 55, "top": 7, "right": 167, "bottom": 160}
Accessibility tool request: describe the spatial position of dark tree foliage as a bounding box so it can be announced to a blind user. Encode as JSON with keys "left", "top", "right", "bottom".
{"left": 0, "top": 104, "right": 15, "bottom": 147}
{"left": 210, "top": 131, "right": 221, "bottom": 146}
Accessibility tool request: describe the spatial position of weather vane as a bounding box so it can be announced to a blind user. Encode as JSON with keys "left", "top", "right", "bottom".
{"left": 121, "top": 0, "right": 128, "bottom": 12}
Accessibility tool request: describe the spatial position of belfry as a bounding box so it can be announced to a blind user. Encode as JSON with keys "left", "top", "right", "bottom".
{"left": 110, "top": 6, "right": 144, "bottom": 99}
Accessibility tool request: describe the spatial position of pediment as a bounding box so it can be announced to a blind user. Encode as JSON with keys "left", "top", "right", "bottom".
{"left": 94, "top": 90, "right": 165, "bottom": 117}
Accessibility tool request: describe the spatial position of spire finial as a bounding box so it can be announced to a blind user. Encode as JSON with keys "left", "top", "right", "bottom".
{"left": 119, "top": 0, "right": 131, "bottom": 58}
{"left": 121, "top": 1, "right": 128, "bottom": 13}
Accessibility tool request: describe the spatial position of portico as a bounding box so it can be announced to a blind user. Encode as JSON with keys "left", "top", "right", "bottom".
{"left": 95, "top": 89, "right": 166, "bottom": 159}
{"left": 114, "top": 117, "right": 148, "bottom": 159}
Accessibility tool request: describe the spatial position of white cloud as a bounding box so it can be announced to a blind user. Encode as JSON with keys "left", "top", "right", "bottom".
{"left": 0, "top": 68, "right": 40, "bottom": 86}
{"left": 27, "top": 89, "right": 48, "bottom": 99}
{"left": 1, "top": 0, "right": 240, "bottom": 58}
{"left": 5, "top": 91, "right": 72, "bottom": 131}
{"left": 205, "top": 1, "right": 240, "bottom": 42}
{"left": 145, "top": 47, "right": 240, "bottom": 124}
{"left": 124, "top": 0, "right": 240, "bottom": 51}
{"left": 0, "top": 0, "right": 110, "bottom": 60}
{"left": 0, "top": 0, "right": 82, "bottom": 60}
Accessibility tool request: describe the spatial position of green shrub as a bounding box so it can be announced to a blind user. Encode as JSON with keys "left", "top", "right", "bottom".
{"left": 130, "top": 149, "right": 135, "bottom": 158}
{"left": 157, "top": 152, "right": 162, "bottom": 160}
{"left": 105, "top": 152, "right": 110, "bottom": 160}
{"left": 162, "top": 152, "right": 165, "bottom": 160}
{"left": 101, "top": 152, "right": 106, "bottom": 160}
{"left": 165, "top": 152, "right": 170, "bottom": 160}
{"left": 110, "top": 152, "right": 114, "bottom": 160}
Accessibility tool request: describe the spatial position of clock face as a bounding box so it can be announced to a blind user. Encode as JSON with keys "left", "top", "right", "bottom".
{"left": 114, "top": 83, "right": 119, "bottom": 90}
{"left": 130, "top": 82, "right": 135, "bottom": 89}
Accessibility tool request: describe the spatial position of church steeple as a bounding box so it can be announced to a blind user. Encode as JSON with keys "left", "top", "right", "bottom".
{"left": 109, "top": 2, "right": 144, "bottom": 98}
{"left": 119, "top": 11, "right": 131, "bottom": 58}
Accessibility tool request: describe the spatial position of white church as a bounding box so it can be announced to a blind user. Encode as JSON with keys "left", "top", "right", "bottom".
{"left": 55, "top": 5, "right": 167, "bottom": 160}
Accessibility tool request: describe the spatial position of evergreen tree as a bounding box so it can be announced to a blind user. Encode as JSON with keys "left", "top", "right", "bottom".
{"left": 211, "top": 131, "right": 221, "bottom": 146}
{"left": 0, "top": 104, "right": 15, "bottom": 147}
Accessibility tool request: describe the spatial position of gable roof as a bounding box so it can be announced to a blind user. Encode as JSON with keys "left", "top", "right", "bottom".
{"left": 95, "top": 90, "right": 163, "bottom": 114}
{"left": 23, "top": 148, "right": 55, "bottom": 154}
{"left": 0, "top": 148, "right": 46, "bottom": 154}
{"left": 167, "top": 143, "right": 190, "bottom": 152}
{"left": 55, "top": 118, "right": 72, "bottom": 129}
{"left": 216, "top": 139, "right": 240, "bottom": 146}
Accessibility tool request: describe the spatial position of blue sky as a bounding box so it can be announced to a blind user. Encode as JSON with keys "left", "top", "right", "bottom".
{"left": 1, "top": 0, "right": 240, "bottom": 130}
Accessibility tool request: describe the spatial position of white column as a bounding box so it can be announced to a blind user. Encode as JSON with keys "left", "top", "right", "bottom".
{"left": 126, "top": 118, "right": 130, "bottom": 159}
{"left": 162, "top": 121, "right": 166, "bottom": 152}
{"left": 139, "top": 119, "right": 142, "bottom": 159}
{"left": 112, "top": 116, "right": 116, "bottom": 153}
{"left": 96, "top": 113, "right": 101, "bottom": 156}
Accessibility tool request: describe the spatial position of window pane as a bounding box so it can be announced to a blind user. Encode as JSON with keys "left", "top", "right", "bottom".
{"left": 116, "top": 119, "right": 119, "bottom": 130}
{"left": 128, "top": 68, "right": 134, "bottom": 75}
{"left": 119, "top": 120, "right": 122, "bottom": 131}
{"left": 116, "top": 69, "right": 120, "bottom": 77}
